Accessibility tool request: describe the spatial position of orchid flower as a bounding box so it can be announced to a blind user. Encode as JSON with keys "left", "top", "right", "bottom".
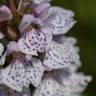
{"left": 0, "top": 0, "right": 92, "bottom": 96}
{"left": 19, "top": 1, "right": 76, "bottom": 35}
{"left": 0, "top": 5, "right": 12, "bottom": 22}
{"left": 2, "top": 35, "right": 81, "bottom": 92}
{"left": 0, "top": 35, "right": 81, "bottom": 92}
{"left": 29, "top": 2, "right": 76, "bottom": 35}
{"left": 43, "top": 41, "right": 81, "bottom": 70}
{"left": 31, "top": 35, "right": 91, "bottom": 96}
{"left": 33, "top": 71, "right": 92, "bottom": 96}
{"left": 18, "top": 14, "right": 52, "bottom": 55}
{"left": 1, "top": 41, "right": 44, "bottom": 92}
{"left": 17, "top": 1, "right": 76, "bottom": 56}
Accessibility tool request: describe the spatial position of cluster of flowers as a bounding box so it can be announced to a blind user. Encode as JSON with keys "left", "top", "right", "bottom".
{"left": 0, "top": 0, "right": 92, "bottom": 96}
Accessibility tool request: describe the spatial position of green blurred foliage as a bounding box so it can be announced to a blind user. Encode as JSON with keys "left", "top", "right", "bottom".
{"left": 52, "top": 0, "right": 96, "bottom": 96}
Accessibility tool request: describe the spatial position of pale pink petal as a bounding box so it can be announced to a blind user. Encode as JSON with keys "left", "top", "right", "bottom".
{"left": 19, "top": 14, "right": 35, "bottom": 33}
{"left": 37, "top": 27, "right": 52, "bottom": 52}
{"left": 18, "top": 29, "right": 38, "bottom": 56}
{"left": 43, "top": 41, "right": 80, "bottom": 69}
{"left": 0, "top": 5, "right": 12, "bottom": 21}
{"left": 33, "top": 73, "right": 58, "bottom": 96}
{"left": 22, "top": 58, "right": 44, "bottom": 87}
{"left": 42, "top": 6, "right": 76, "bottom": 35}
{"left": 34, "top": 2, "right": 50, "bottom": 15}
{"left": 1, "top": 59, "right": 25, "bottom": 92}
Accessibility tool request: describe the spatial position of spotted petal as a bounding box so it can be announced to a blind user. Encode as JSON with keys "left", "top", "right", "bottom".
{"left": 18, "top": 30, "right": 38, "bottom": 56}
{"left": 37, "top": 27, "right": 52, "bottom": 52}
{"left": 43, "top": 6, "right": 76, "bottom": 35}
{"left": 22, "top": 58, "right": 44, "bottom": 87}
{"left": 33, "top": 73, "right": 59, "bottom": 96}
{"left": 1, "top": 60, "right": 25, "bottom": 92}
{"left": 33, "top": 72, "right": 92, "bottom": 96}
{"left": 43, "top": 41, "right": 80, "bottom": 69}
{"left": 19, "top": 27, "right": 52, "bottom": 55}
{"left": 0, "top": 5, "right": 12, "bottom": 21}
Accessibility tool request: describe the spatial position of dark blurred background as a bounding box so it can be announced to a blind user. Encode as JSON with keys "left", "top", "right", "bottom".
{"left": 52, "top": 0, "right": 96, "bottom": 96}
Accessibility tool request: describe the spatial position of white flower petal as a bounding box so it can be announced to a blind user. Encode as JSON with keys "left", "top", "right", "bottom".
{"left": 18, "top": 38, "right": 38, "bottom": 56}
{"left": 49, "top": 7, "right": 75, "bottom": 18}
{"left": 23, "top": 58, "right": 44, "bottom": 87}
{"left": 1, "top": 60, "right": 25, "bottom": 92}
{"left": 19, "top": 27, "right": 52, "bottom": 55}
{"left": 37, "top": 27, "right": 52, "bottom": 52}
{"left": 19, "top": 14, "right": 35, "bottom": 33}
{"left": 0, "top": 5, "right": 12, "bottom": 21}
{"left": 7, "top": 41, "right": 19, "bottom": 52}
{"left": 33, "top": 72, "right": 92, "bottom": 96}
{"left": 63, "top": 37, "right": 77, "bottom": 45}
{"left": 43, "top": 41, "right": 80, "bottom": 69}
{"left": 33, "top": 73, "right": 58, "bottom": 96}
{"left": 18, "top": 30, "right": 38, "bottom": 56}
{"left": 44, "top": 6, "right": 76, "bottom": 35}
